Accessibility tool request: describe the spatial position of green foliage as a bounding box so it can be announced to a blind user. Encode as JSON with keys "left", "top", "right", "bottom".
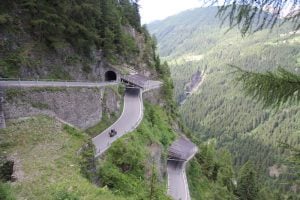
{"left": 86, "top": 112, "right": 120, "bottom": 138}
{"left": 79, "top": 140, "right": 96, "bottom": 182}
{"left": 82, "top": 62, "right": 92, "bottom": 73}
{"left": 0, "top": 116, "right": 128, "bottom": 200}
{"left": 215, "top": 1, "right": 300, "bottom": 35}
{"left": 153, "top": 55, "right": 177, "bottom": 117}
{"left": 148, "top": 6, "right": 300, "bottom": 196}
{"left": 236, "top": 161, "right": 259, "bottom": 200}
{"left": 53, "top": 190, "right": 79, "bottom": 200}
{"left": 119, "top": 0, "right": 141, "bottom": 31}
{"left": 5, "top": 89, "right": 25, "bottom": 101}
{"left": 63, "top": 125, "right": 84, "bottom": 138}
{"left": 118, "top": 85, "right": 126, "bottom": 96}
{"left": 0, "top": 182, "right": 15, "bottom": 200}
{"left": 48, "top": 65, "right": 72, "bottom": 80}
{"left": 0, "top": 53, "right": 22, "bottom": 77}
{"left": 1, "top": 0, "right": 142, "bottom": 61}
{"left": 234, "top": 66, "right": 300, "bottom": 108}
{"left": 187, "top": 142, "right": 236, "bottom": 199}
{"left": 98, "top": 103, "right": 175, "bottom": 199}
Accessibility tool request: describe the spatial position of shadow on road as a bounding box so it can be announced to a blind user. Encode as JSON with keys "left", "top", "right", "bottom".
{"left": 168, "top": 160, "right": 184, "bottom": 170}
{"left": 126, "top": 87, "right": 140, "bottom": 96}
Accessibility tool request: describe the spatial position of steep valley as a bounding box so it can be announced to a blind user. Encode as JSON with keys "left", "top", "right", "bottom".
{"left": 148, "top": 6, "right": 300, "bottom": 197}
{"left": 0, "top": 2, "right": 299, "bottom": 200}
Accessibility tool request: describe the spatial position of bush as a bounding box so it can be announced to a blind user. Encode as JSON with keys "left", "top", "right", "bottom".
{"left": 79, "top": 140, "right": 96, "bottom": 181}
{"left": 98, "top": 103, "right": 176, "bottom": 199}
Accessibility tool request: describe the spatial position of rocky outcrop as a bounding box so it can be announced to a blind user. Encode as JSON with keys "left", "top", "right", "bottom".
{"left": 143, "top": 88, "right": 165, "bottom": 106}
{"left": 184, "top": 69, "right": 202, "bottom": 94}
{"left": 179, "top": 69, "right": 205, "bottom": 105}
{"left": 2, "top": 86, "right": 121, "bottom": 129}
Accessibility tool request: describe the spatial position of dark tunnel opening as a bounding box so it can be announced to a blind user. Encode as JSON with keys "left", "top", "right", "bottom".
{"left": 105, "top": 71, "right": 117, "bottom": 81}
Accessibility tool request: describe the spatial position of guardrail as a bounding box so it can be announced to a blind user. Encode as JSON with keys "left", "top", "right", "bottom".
{"left": 0, "top": 79, "right": 119, "bottom": 88}
{"left": 0, "top": 78, "right": 103, "bottom": 83}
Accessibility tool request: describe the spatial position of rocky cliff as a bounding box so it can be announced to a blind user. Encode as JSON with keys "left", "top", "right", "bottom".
{"left": 2, "top": 86, "right": 122, "bottom": 129}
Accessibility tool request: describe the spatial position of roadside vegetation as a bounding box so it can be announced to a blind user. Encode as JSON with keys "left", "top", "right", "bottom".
{"left": 0, "top": 116, "right": 127, "bottom": 200}
{"left": 86, "top": 86, "right": 124, "bottom": 138}
{"left": 98, "top": 102, "right": 176, "bottom": 199}
{"left": 149, "top": 6, "right": 300, "bottom": 199}
{"left": 0, "top": 101, "right": 176, "bottom": 199}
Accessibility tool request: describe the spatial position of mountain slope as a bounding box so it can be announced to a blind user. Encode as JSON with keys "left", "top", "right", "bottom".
{"left": 0, "top": 1, "right": 178, "bottom": 199}
{"left": 148, "top": 6, "right": 300, "bottom": 196}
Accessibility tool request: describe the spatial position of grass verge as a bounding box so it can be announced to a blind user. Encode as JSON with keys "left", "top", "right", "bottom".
{"left": 0, "top": 116, "right": 127, "bottom": 200}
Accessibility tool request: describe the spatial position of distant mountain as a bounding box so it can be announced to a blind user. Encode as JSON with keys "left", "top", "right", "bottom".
{"left": 148, "top": 7, "right": 225, "bottom": 58}
{"left": 148, "top": 6, "right": 300, "bottom": 197}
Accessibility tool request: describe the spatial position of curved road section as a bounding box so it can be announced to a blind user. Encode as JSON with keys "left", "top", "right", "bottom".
{"left": 1, "top": 79, "right": 196, "bottom": 199}
{"left": 92, "top": 88, "right": 143, "bottom": 157}
{"left": 167, "top": 137, "right": 198, "bottom": 200}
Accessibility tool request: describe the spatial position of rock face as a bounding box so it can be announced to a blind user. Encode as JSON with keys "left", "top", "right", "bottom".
{"left": 179, "top": 69, "right": 204, "bottom": 105}
{"left": 2, "top": 87, "right": 121, "bottom": 129}
{"left": 143, "top": 88, "right": 165, "bottom": 106}
{"left": 184, "top": 69, "right": 202, "bottom": 94}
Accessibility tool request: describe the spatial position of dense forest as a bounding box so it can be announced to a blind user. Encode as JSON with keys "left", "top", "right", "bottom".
{"left": 0, "top": 0, "right": 159, "bottom": 79}
{"left": 1, "top": 1, "right": 299, "bottom": 199}
{"left": 148, "top": 6, "right": 300, "bottom": 199}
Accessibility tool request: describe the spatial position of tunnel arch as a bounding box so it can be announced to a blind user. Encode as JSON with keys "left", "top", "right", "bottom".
{"left": 105, "top": 71, "right": 117, "bottom": 81}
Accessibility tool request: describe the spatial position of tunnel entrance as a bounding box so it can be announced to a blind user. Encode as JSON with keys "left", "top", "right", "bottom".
{"left": 105, "top": 71, "right": 117, "bottom": 81}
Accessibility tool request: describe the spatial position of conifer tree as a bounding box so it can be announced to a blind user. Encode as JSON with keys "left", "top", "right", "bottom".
{"left": 236, "top": 161, "right": 259, "bottom": 200}
{"left": 212, "top": 0, "right": 300, "bottom": 35}
{"left": 233, "top": 66, "right": 300, "bottom": 108}
{"left": 207, "top": 0, "right": 300, "bottom": 108}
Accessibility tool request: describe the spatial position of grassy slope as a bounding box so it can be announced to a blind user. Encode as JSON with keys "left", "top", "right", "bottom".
{"left": 0, "top": 101, "right": 177, "bottom": 199}
{"left": 0, "top": 116, "right": 126, "bottom": 200}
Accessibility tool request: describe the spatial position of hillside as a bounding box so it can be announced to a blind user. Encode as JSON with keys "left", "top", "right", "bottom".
{"left": 0, "top": 1, "right": 179, "bottom": 199}
{"left": 0, "top": 0, "right": 159, "bottom": 80}
{"left": 148, "top": 6, "right": 300, "bottom": 198}
{"left": 1, "top": 2, "right": 299, "bottom": 199}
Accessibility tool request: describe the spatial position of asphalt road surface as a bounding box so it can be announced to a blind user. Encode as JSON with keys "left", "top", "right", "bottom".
{"left": 167, "top": 137, "right": 198, "bottom": 200}
{"left": 0, "top": 80, "right": 118, "bottom": 88}
{"left": 92, "top": 88, "right": 143, "bottom": 157}
{"left": 168, "top": 160, "right": 189, "bottom": 200}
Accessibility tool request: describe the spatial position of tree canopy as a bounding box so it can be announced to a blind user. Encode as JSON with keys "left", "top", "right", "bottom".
{"left": 207, "top": 0, "right": 300, "bottom": 35}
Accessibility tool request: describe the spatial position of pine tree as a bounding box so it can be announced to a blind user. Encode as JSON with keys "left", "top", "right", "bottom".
{"left": 213, "top": 0, "right": 300, "bottom": 35}
{"left": 236, "top": 161, "right": 259, "bottom": 200}
{"left": 232, "top": 66, "right": 300, "bottom": 108}
{"left": 211, "top": 1, "right": 300, "bottom": 109}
